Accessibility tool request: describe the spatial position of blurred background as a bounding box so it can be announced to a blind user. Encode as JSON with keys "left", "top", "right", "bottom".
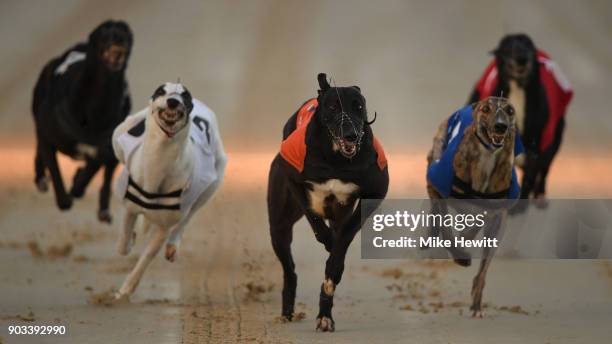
{"left": 1, "top": 1, "right": 611, "bottom": 343}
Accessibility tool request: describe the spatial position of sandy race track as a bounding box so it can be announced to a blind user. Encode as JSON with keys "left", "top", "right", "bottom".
{"left": 1, "top": 1, "right": 612, "bottom": 343}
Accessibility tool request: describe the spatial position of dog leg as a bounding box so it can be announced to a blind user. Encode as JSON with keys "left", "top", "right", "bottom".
{"left": 165, "top": 224, "right": 184, "bottom": 262}
{"left": 98, "top": 158, "right": 118, "bottom": 223}
{"left": 470, "top": 257, "right": 491, "bottom": 318}
{"left": 268, "top": 161, "right": 303, "bottom": 320}
{"left": 316, "top": 200, "right": 372, "bottom": 332}
{"left": 70, "top": 158, "right": 101, "bottom": 198}
{"left": 39, "top": 144, "right": 72, "bottom": 210}
{"left": 284, "top": 179, "right": 333, "bottom": 251}
{"left": 117, "top": 211, "right": 138, "bottom": 256}
{"left": 34, "top": 140, "right": 48, "bottom": 192}
{"left": 117, "top": 224, "right": 166, "bottom": 299}
{"left": 271, "top": 223, "right": 298, "bottom": 321}
{"left": 470, "top": 213, "right": 502, "bottom": 317}
{"left": 317, "top": 224, "right": 360, "bottom": 332}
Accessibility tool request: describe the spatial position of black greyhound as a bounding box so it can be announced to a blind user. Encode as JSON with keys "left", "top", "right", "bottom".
{"left": 32, "top": 20, "right": 133, "bottom": 222}
{"left": 268, "top": 73, "right": 389, "bottom": 332}
{"left": 469, "top": 34, "right": 572, "bottom": 210}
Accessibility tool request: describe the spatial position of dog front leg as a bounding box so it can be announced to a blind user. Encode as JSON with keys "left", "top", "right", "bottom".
{"left": 285, "top": 181, "right": 333, "bottom": 251}
{"left": 316, "top": 230, "right": 358, "bottom": 332}
{"left": 98, "top": 157, "right": 118, "bottom": 223}
{"left": 70, "top": 158, "right": 101, "bottom": 198}
{"left": 117, "top": 224, "right": 166, "bottom": 300}
{"left": 316, "top": 202, "right": 366, "bottom": 332}
{"left": 304, "top": 214, "right": 333, "bottom": 252}
{"left": 470, "top": 213, "right": 502, "bottom": 317}
{"left": 39, "top": 143, "right": 72, "bottom": 210}
{"left": 117, "top": 211, "right": 138, "bottom": 256}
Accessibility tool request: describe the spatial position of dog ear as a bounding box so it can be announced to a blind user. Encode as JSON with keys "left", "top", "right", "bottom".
{"left": 88, "top": 20, "right": 112, "bottom": 54}
{"left": 182, "top": 89, "right": 194, "bottom": 114}
{"left": 151, "top": 84, "right": 166, "bottom": 100}
{"left": 317, "top": 73, "right": 330, "bottom": 94}
{"left": 352, "top": 86, "right": 361, "bottom": 92}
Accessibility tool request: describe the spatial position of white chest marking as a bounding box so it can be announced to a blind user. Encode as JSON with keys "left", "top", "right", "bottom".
{"left": 508, "top": 80, "right": 526, "bottom": 134}
{"left": 307, "top": 179, "right": 359, "bottom": 217}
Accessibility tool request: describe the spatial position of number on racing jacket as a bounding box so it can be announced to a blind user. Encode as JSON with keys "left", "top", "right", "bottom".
{"left": 192, "top": 116, "right": 210, "bottom": 144}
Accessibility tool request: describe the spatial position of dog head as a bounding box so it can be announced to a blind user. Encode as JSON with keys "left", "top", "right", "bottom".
{"left": 473, "top": 97, "right": 516, "bottom": 149}
{"left": 149, "top": 82, "right": 194, "bottom": 138}
{"left": 88, "top": 20, "right": 133, "bottom": 73}
{"left": 315, "top": 73, "right": 375, "bottom": 159}
{"left": 493, "top": 34, "right": 536, "bottom": 86}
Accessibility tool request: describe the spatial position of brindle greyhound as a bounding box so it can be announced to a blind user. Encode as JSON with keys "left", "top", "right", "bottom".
{"left": 268, "top": 73, "right": 388, "bottom": 332}
{"left": 426, "top": 97, "right": 522, "bottom": 317}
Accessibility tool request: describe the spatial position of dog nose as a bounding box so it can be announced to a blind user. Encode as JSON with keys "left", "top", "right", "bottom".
{"left": 343, "top": 131, "right": 358, "bottom": 143}
{"left": 167, "top": 98, "right": 180, "bottom": 109}
{"left": 494, "top": 122, "right": 508, "bottom": 134}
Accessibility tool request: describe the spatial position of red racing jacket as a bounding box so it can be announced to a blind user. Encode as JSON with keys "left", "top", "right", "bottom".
{"left": 473, "top": 50, "right": 573, "bottom": 153}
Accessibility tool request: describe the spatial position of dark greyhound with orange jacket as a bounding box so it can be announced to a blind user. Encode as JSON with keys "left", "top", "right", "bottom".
{"left": 267, "top": 73, "right": 388, "bottom": 332}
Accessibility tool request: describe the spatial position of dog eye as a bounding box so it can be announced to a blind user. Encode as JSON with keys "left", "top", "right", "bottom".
{"left": 482, "top": 105, "right": 491, "bottom": 114}
{"left": 506, "top": 106, "right": 514, "bottom": 116}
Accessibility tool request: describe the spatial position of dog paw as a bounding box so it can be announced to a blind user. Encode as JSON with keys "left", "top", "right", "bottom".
{"left": 165, "top": 243, "right": 177, "bottom": 262}
{"left": 534, "top": 195, "right": 548, "bottom": 209}
{"left": 117, "top": 232, "right": 136, "bottom": 256}
{"left": 35, "top": 177, "right": 49, "bottom": 193}
{"left": 113, "top": 292, "right": 131, "bottom": 304}
{"left": 471, "top": 309, "right": 484, "bottom": 318}
{"left": 98, "top": 209, "right": 112, "bottom": 224}
{"left": 454, "top": 258, "right": 472, "bottom": 267}
{"left": 69, "top": 186, "right": 85, "bottom": 198}
{"left": 509, "top": 201, "right": 528, "bottom": 215}
{"left": 315, "top": 316, "right": 335, "bottom": 332}
{"left": 56, "top": 195, "right": 73, "bottom": 210}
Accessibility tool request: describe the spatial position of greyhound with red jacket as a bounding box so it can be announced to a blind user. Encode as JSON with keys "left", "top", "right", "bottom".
{"left": 268, "top": 73, "right": 388, "bottom": 332}
{"left": 469, "top": 34, "right": 573, "bottom": 210}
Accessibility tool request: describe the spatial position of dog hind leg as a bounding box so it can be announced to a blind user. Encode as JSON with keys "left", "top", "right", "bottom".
{"left": 98, "top": 157, "right": 118, "bottom": 223}
{"left": 117, "top": 224, "right": 166, "bottom": 299}
{"left": 268, "top": 164, "right": 303, "bottom": 320}
{"left": 39, "top": 143, "right": 72, "bottom": 210}
{"left": 34, "top": 139, "right": 48, "bottom": 192}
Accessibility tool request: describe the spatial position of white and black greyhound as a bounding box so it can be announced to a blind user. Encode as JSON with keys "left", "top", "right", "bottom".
{"left": 111, "top": 82, "right": 227, "bottom": 300}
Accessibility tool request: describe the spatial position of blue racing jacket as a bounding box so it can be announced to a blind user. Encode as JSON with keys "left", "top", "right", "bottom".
{"left": 427, "top": 105, "right": 524, "bottom": 199}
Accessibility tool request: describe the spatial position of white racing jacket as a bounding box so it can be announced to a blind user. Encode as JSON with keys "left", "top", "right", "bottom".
{"left": 113, "top": 99, "right": 222, "bottom": 226}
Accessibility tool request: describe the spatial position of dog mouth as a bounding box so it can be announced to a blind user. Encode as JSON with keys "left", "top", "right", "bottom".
{"left": 480, "top": 125, "right": 506, "bottom": 148}
{"left": 487, "top": 130, "right": 506, "bottom": 148}
{"left": 105, "top": 61, "right": 124, "bottom": 72}
{"left": 336, "top": 138, "right": 358, "bottom": 158}
{"left": 157, "top": 110, "right": 185, "bottom": 137}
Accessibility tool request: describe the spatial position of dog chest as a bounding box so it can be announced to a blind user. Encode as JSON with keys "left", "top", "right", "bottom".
{"left": 306, "top": 179, "right": 359, "bottom": 218}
